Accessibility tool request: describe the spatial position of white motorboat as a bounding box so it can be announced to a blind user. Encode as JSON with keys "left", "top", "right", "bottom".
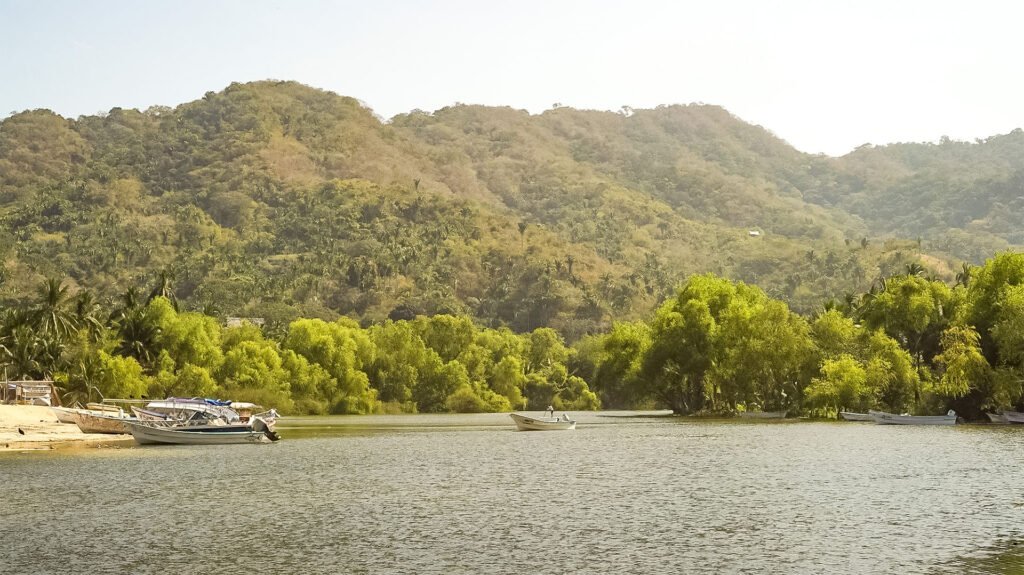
{"left": 509, "top": 412, "right": 576, "bottom": 431}
{"left": 137, "top": 398, "right": 279, "bottom": 429}
{"left": 987, "top": 412, "right": 1008, "bottom": 423}
{"left": 127, "top": 417, "right": 279, "bottom": 445}
{"left": 738, "top": 410, "right": 787, "bottom": 419}
{"left": 872, "top": 410, "right": 957, "bottom": 426}
{"left": 1003, "top": 411, "right": 1024, "bottom": 424}
{"left": 142, "top": 398, "right": 243, "bottom": 423}
{"left": 839, "top": 411, "right": 874, "bottom": 422}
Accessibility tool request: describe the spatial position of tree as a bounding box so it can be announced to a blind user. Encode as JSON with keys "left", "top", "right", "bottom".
{"left": 858, "top": 274, "right": 956, "bottom": 371}
{"left": 283, "top": 318, "right": 379, "bottom": 414}
{"left": 32, "top": 278, "right": 78, "bottom": 341}
{"left": 592, "top": 321, "right": 651, "bottom": 409}
{"left": 805, "top": 355, "right": 868, "bottom": 414}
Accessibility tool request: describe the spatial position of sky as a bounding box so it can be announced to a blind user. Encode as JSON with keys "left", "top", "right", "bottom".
{"left": 2, "top": 0, "right": 1023, "bottom": 156}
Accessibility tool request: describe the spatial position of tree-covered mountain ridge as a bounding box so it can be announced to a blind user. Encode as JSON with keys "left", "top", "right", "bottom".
{"left": 1, "top": 80, "right": 1020, "bottom": 337}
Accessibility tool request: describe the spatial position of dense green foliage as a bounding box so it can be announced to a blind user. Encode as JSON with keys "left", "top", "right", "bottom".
{"left": 0, "top": 280, "right": 598, "bottom": 414}
{"left": 5, "top": 252, "right": 1024, "bottom": 419}
{"left": 578, "top": 254, "right": 1024, "bottom": 419}
{"left": 4, "top": 81, "right": 1024, "bottom": 419}
{"left": 5, "top": 80, "right": 1008, "bottom": 340}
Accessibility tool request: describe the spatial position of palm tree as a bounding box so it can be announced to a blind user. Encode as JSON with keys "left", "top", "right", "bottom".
{"left": 147, "top": 270, "right": 178, "bottom": 310}
{"left": 115, "top": 308, "right": 160, "bottom": 371}
{"left": 74, "top": 290, "right": 106, "bottom": 342}
{"left": 1, "top": 326, "right": 44, "bottom": 380}
{"left": 955, "top": 262, "right": 974, "bottom": 288}
{"left": 904, "top": 263, "right": 925, "bottom": 277}
{"left": 32, "top": 278, "right": 78, "bottom": 341}
{"left": 61, "top": 353, "right": 106, "bottom": 406}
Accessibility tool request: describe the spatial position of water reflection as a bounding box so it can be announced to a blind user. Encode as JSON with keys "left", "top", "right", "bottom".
{"left": 1, "top": 414, "right": 1022, "bottom": 574}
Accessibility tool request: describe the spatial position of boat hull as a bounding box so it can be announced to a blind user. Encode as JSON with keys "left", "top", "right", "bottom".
{"left": 75, "top": 412, "right": 132, "bottom": 434}
{"left": 1004, "top": 411, "right": 1024, "bottom": 424}
{"left": 840, "top": 412, "right": 874, "bottom": 422}
{"left": 509, "top": 413, "right": 576, "bottom": 431}
{"left": 128, "top": 422, "right": 277, "bottom": 445}
{"left": 738, "top": 411, "right": 787, "bottom": 419}
{"left": 987, "top": 412, "right": 1009, "bottom": 423}
{"left": 871, "top": 412, "right": 957, "bottom": 426}
{"left": 51, "top": 406, "right": 81, "bottom": 424}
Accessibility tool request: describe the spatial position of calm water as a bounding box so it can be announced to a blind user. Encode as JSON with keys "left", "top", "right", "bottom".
{"left": 1, "top": 413, "right": 1023, "bottom": 574}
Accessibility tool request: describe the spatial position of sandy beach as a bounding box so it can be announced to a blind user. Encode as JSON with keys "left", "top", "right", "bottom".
{"left": 0, "top": 404, "right": 133, "bottom": 451}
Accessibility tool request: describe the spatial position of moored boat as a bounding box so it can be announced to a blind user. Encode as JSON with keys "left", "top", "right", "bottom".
{"left": 839, "top": 411, "right": 874, "bottom": 422}
{"left": 738, "top": 410, "right": 787, "bottom": 419}
{"left": 987, "top": 412, "right": 1008, "bottom": 423}
{"left": 51, "top": 406, "right": 83, "bottom": 424}
{"left": 509, "top": 412, "right": 576, "bottom": 431}
{"left": 872, "top": 410, "right": 957, "bottom": 426}
{"left": 142, "top": 398, "right": 243, "bottom": 423}
{"left": 127, "top": 417, "right": 279, "bottom": 445}
{"left": 1003, "top": 411, "right": 1024, "bottom": 424}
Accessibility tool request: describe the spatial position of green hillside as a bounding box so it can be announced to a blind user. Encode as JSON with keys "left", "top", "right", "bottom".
{"left": 4, "top": 81, "right": 1014, "bottom": 339}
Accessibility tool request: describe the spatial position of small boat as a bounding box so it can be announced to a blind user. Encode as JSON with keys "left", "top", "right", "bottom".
{"left": 738, "top": 410, "right": 787, "bottom": 419}
{"left": 509, "top": 413, "right": 576, "bottom": 431}
{"left": 1003, "top": 411, "right": 1024, "bottom": 424}
{"left": 128, "top": 417, "right": 280, "bottom": 445}
{"left": 872, "top": 410, "right": 957, "bottom": 426}
{"left": 142, "top": 398, "right": 243, "bottom": 423}
{"left": 839, "top": 411, "right": 874, "bottom": 422}
{"left": 987, "top": 412, "right": 1008, "bottom": 423}
{"left": 51, "top": 406, "right": 83, "bottom": 424}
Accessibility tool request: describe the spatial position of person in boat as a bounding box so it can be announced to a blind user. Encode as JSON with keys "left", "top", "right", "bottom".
{"left": 561, "top": 413, "right": 570, "bottom": 422}
{"left": 547, "top": 405, "right": 554, "bottom": 418}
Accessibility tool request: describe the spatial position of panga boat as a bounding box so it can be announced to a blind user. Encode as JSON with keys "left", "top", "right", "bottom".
{"left": 127, "top": 417, "right": 280, "bottom": 445}
{"left": 738, "top": 410, "right": 787, "bottom": 419}
{"left": 987, "top": 412, "right": 1008, "bottom": 423}
{"left": 839, "top": 411, "right": 874, "bottom": 422}
{"left": 1003, "top": 411, "right": 1024, "bottom": 424}
{"left": 871, "top": 410, "right": 957, "bottom": 426}
{"left": 509, "top": 412, "right": 576, "bottom": 431}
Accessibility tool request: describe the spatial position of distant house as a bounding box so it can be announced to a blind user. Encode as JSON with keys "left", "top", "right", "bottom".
{"left": 748, "top": 230, "right": 761, "bottom": 237}
{"left": 1, "top": 379, "right": 60, "bottom": 406}
{"left": 225, "top": 317, "right": 265, "bottom": 328}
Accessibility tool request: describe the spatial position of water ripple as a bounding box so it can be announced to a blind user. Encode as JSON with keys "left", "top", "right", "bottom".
{"left": 1, "top": 416, "right": 1022, "bottom": 574}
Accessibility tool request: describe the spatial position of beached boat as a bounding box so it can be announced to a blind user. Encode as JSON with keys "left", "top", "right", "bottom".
{"left": 141, "top": 398, "right": 243, "bottom": 423}
{"left": 51, "top": 406, "right": 83, "bottom": 424}
{"left": 509, "top": 413, "right": 576, "bottom": 431}
{"left": 1003, "top": 411, "right": 1024, "bottom": 424}
{"left": 987, "top": 412, "right": 1008, "bottom": 423}
{"left": 872, "top": 410, "right": 957, "bottom": 426}
{"left": 127, "top": 417, "right": 279, "bottom": 445}
{"left": 738, "top": 410, "right": 787, "bottom": 419}
{"left": 839, "top": 411, "right": 874, "bottom": 422}
{"left": 137, "top": 398, "right": 279, "bottom": 429}
{"left": 75, "top": 411, "right": 132, "bottom": 434}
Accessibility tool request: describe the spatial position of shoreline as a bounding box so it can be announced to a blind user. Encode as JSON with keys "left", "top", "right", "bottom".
{"left": 0, "top": 404, "right": 134, "bottom": 452}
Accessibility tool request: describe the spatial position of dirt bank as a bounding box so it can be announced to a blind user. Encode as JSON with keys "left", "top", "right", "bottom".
{"left": 0, "top": 404, "right": 133, "bottom": 451}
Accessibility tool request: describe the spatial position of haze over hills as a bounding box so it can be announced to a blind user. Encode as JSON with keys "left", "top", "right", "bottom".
{"left": 0, "top": 80, "right": 1020, "bottom": 338}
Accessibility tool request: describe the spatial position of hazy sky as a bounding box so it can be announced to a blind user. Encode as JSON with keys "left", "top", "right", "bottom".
{"left": 2, "top": 0, "right": 1022, "bottom": 156}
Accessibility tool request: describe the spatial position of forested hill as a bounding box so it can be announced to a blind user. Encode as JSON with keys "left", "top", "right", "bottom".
{"left": 0, "top": 80, "right": 1018, "bottom": 338}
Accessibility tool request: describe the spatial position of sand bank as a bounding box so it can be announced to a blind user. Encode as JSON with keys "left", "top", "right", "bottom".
{"left": 0, "top": 404, "right": 133, "bottom": 451}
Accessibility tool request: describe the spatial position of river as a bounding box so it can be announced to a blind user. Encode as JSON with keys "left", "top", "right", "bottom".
{"left": 1, "top": 413, "right": 1022, "bottom": 574}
